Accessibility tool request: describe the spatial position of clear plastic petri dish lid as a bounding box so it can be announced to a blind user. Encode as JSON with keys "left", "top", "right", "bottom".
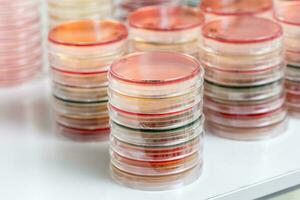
{"left": 110, "top": 161, "right": 202, "bottom": 191}
{"left": 199, "top": 46, "right": 283, "bottom": 72}
{"left": 285, "top": 79, "right": 300, "bottom": 95}
{"left": 55, "top": 112, "right": 109, "bottom": 130}
{"left": 110, "top": 134, "right": 203, "bottom": 162}
{"left": 199, "top": 0, "right": 273, "bottom": 19}
{"left": 204, "top": 80, "right": 284, "bottom": 101}
{"left": 274, "top": 1, "right": 300, "bottom": 37}
{"left": 285, "top": 50, "right": 300, "bottom": 67}
{"left": 286, "top": 65, "right": 300, "bottom": 82}
{"left": 108, "top": 102, "right": 203, "bottom": 130}
{"left": 109, "top": 52, "right": 204, "bottom": 98}
{"left": 286, "top": 92, "right": 300, "bottom": 110}
{"left": 283, "top": 35, "right": 300, "bottom": 53}
{"left": 48, "top": 45, "right": 127, "bottom": 74}
{"left": 56, "top": 123, "right": 110, "bottom": 142}
{"left": 52, "top": 82, "right": 108, "bottom": 103}
{"left": 51, "top": 66, "right": 108, "bottom": 88}
{"left": 110, "top": 117, "right": 204, "bottom": 147}
{"left": 53, "top": 95, "right": 108, "bottom": 116}
{"left": 131, "top": 39, "right": 199, "bottom": 58}
{"left": 205, "top": 106, "right": 287, "bottom": 128}
{"left": 108, "top": 86, "right": 203, "bottom": 115}
{"left": 128, "top": 6, "right": 204, "bottom": 44}
{"left": 204, "top": 93, "right": 285, "bottom": 115}
{"left": 110, "top": 150, "right": 201, "bottom": 177}
{"left": 206, "top": 117, "right": 288, "bottom": 141}
{"left": 203, "top": 62, "right": 285, "bottom": 87}
{"left": 200, "top": 16, "right": 283, "bottom": 56}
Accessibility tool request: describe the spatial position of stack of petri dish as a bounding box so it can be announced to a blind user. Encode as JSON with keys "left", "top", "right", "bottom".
{"left": 108, "top": 52, "right": 205, "bottom": 190}
{"left": 48, "top": 0, "right": 113, "bottom": 28}
{"left": 116, "top": 0, "right": 184, "bottom": 21}
{"left": 48, "top": 20, "right": 128, "bottom": 141}
{"left": 199, "top": 0, "right": 273, "bottom": 21}
{"left": 200, "top": 17, "right": 287, "bottom": 140}
{"left": 0, "top": 0, "right": 42, "bottom": 86}
{"left": 128, "top": 6, "right": 205, "bottom": 58}
{"left": 274, "top": 1, "right": 300, "bottom": 116}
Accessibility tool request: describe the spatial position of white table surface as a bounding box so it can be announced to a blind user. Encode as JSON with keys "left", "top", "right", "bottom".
{"left": 0, "top": 75, "right": 300, "bottom": 200}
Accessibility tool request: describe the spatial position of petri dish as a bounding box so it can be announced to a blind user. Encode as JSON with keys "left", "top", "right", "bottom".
{"left": 206, "top": 118, "right": 288, "bottom": 141}
{"left": 109, "top": 102, "right": 203, "bottom": 130}
{"left": 204, "top": 94, "right": 285, "bottom": 115}
{"left": 108, "top": 86, "right": 203, "bottom": 114}
{"left": 111, "top": 150, "right": 201, "bottom": 176}
{"left": 51, "top": 67, "right": 108, "bottom": 88}
{"left": 204, "top": 80, "right": 284, "bottom": 101}
{"left": 109, "top": 52, "right": 204, "bottom": 98}
{"left": 286, "top": 92, "right": 300, "bottom": 116}
{"left": 199, "top": 0, "right": 273, "bottom": 20}
{"left": 116, "top": 0, "right": 184, "bottom": 20}
{"left": 52, "top": 82, "right": 108, "bottom": 103}
{"left": 56, "top": 112, "right": 109, "bottom": 130}
{"left": 128, "top": 6, "right": 204, "bottom": 42}
{"left": 285, "top": 50, "right": 300, "bottom": 67}
{"left": 286, "top": 65, "right": 300, "bottom": 82}
{"left": 48, "top": 0, "right": 113, "bottom": 27}
{"left": 110, "top": 162, "right": 202, "bottom": 191}
{"left": 205, "top": 106, "right": 287, "bottom": 128}
{"left": 285, "top": 79, "right": 300, "bottom": 95}
{"left": 201, "top": 17, "right": 283, "bottom": 56}
{"left": 110, "top": 117, "right": 204, "bottom": 147}
{"left": 57, "top": 123, "right": 110, "bottom": 142}
{"left": 203, "top": 62, "right": 285, "bottom": 87}
{"left": 53, "top": 96, "right": 108, "bottom": 116}
{"left": 48, "top": 20, "right": 128, "bottom": 73}
{"left": 199, "top": 46, "right": 283, "bottom": 72}
{"left": 132, "top": 40, "right": 199, "bottom": 58}
{"left": 110, "top": 134, "right": 203, "bottom": 162}
{"left": 274, "top": 1, "right": 300, "bottom": 37}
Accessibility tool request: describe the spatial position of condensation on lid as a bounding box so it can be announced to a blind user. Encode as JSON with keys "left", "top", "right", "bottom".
{"left": 110, "top": 52, "right": 202, "bottom": 85}
{"left": 274, "top": 2, "right": 300, "bottom": 26}
{"left": 199, "top": 0, "right": 272, "bottom": 16}
{"left": 128, "top": 6, "right": 205, "bottom": 31}
{"left": 48, "top": 20, "right": 128, "bottom": 46}
{"left": 202, "top": 17, "right": 282, "bottom": 44}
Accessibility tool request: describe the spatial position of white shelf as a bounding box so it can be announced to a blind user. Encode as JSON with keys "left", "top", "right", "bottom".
{"left": 1, "top": 76, "right": 300, "bottom": 200}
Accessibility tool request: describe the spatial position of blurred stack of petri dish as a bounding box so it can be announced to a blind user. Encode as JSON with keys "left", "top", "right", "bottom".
{"left": 48, "top": 20, "right": 128, "bottom": 141}
{"left": 48, "top": 0, "right": 113, "bottom": 28}
{"left": 200, "top": 17, "right": 287, "bottom": 140}
{"left": 128, "top": 6, "right": 205, "bottom": 58}
{"left": 108, "top": 52, "right": 205, "bottom": 190}
{"left": 199, "top": 0, "right": 273, "bottom": 21}
{"left": 274, "top": 1, "right": 300, "bottom": 116}
{"left": 116, "top": 0, "right": 184, "bottom": 21}
{"left": 0, "top": 0, "right": 42, "bottom": 86}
